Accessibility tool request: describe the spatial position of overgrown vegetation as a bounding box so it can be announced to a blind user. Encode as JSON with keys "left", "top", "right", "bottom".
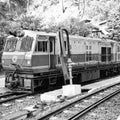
{"left": 0, "top": 0, "right": 120, "bottom": 41}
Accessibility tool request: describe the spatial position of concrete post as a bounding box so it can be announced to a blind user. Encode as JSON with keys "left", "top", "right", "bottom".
{"left": 68, "top": 58, "right": 73, "bottom": 84}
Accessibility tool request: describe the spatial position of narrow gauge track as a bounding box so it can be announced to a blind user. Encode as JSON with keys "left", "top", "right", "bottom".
{"left": 0, "top": 93, "right": 29, "bottom": 104}
{"left": 35, "top": 83, "right": 120, "bottom": 120}
{"left": 69, "top": 88, "right": 120, "bottom": 120}
{"left": 0, "top": 92, "right": 15, "bottom": 99}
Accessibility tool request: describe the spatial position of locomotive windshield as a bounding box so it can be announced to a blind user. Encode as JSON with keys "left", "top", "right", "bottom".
{"left": 4, "top": 35, "right": 33, "bottom": 52}
{"left": 20, "top": 36, "right": 33, "bottom": 52}
{"left": 4, "top": 37, "right": 17, "bottom": 52}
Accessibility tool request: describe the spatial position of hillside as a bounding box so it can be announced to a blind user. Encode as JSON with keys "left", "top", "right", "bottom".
{"left": 0, "top": 0, "right": 120, "bottom": 40}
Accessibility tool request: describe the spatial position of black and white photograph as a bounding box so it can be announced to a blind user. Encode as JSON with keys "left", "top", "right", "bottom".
{"left": 0, "top": 0, "right": 120, "bottom": 120}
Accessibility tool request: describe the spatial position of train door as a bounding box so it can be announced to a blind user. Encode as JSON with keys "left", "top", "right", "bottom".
{"left": 49, "top": 36, "right": 56, "bottom": 69}
{"left": 108, "top": 47, "right": 111, "bottom": 61}
{"left": 101, "top": 47, "right": 111, "bottom": 62}
{"left": 101, "top": 47, "right": 106, "bottom": 62}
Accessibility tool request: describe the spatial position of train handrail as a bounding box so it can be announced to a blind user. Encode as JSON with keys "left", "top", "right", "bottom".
{"left": 58, "top": 28, "right": 73, "bottom": 84}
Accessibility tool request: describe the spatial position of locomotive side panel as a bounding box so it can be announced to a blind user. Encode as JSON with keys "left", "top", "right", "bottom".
{"left": 85, "top": 39, "right": 100, "bottom": 63}
{"left": 111, "top": 43, "right": 117, "bottom": 62}
{"left": 80, "top": 39, "right": 100, "bottom": 82}
{"left": 117, "top": 44, "right": 120, "bottom": 62}
{"left": 81, "top": 70, "right": 100, "bottom": 82}
{"left": 69, "top": 37, "right": 101, "bottom": 64}
{"left": 31, "top": 54, "right": 49, "bottom": 68}
{"left": 70, "top": 38, "right": 86, "bottom": 63}
{"left": 62, "top": 36, "right": 101, "bottom": 82}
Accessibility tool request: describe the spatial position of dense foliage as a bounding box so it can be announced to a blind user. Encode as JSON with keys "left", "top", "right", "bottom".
{"left": 0, "top": 0, "right": 120, "bottom": 41}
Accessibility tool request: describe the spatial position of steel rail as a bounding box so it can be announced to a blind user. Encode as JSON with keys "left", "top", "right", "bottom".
{"left": 36, "top": 83, "right": 120, "bottom": 120}
{"left": 0, "top": 92, "right": 15, "bottom": 99}
{"left": 69, "top": 88, "right": 120, "bottom": 120}
{"left": 0, "top": 93, "right": 29, "bottom": 104}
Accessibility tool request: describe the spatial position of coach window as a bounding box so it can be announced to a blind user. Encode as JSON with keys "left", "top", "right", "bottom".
{"left": 35, "top": 41, "right": 48, "bottom": 52}
{"left": 5, "top": 37, "right": 17, "bottom": 52}
{"left": 89, "top": 46, "right": 92, "bottom": 50}
{"left": 89, "top": 51, "right": 92, "bottom": 61}
{"left": 86, "top": 45, "right": 88, "bottom": 50}
{"left": 86, "top": 51, "right": 89, "bottom": 61}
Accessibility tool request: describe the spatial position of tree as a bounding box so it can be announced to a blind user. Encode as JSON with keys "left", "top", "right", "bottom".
{"left": 107, "top": 4, "right": 120, "bottom": 41}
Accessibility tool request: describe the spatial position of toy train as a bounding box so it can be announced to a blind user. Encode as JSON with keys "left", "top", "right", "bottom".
{"left": 2, "top": 28, "right": 120, "bottom": 93}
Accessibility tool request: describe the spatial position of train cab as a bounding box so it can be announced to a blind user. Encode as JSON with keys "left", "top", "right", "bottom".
{"left": 32, "top": 33, "right": 56, "bottom": 72}
{"left": 2, "top": 30, "right": 58, "bottom": 93}
{"left": 2, "top": 32, "right": 34, "bottom": 71}
{"left": 2, "top": 30, "right": 57, "bottom": 73}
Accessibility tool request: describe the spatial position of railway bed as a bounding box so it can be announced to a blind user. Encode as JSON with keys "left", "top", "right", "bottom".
{"left": 35, "top": 83, "right": 120, "bottom": 120}
{"left": 0, "top": 93, "right": 41, "bottom": 119}
{"left": 79, "top": 92, "right": 120, "bottom": 120}
{"left": 1, "top": 76, "right": 120, "bottom": 120}
{"left": 0, "top": 93, "right": 29, "bottom": 104}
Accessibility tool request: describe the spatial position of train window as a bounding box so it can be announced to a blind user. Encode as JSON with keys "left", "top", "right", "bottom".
{"left": 89, "top": 46, "right": 92, "bottom": 49}
{"left": 86, "top": 51, "right": 92, "bottom": 61}
{"left": 20, "top": 36, "right": 33, "bottom": 52}
{"left": 43, "top": 41, "right": 47, "bottom": 52}
{"left": 108, "top": 48, "right": 111, "bottom": 61}
{"left": 4, "top": 37, "right": 17, "bottom": 52}
{"left": 38, "top": 41, "right": 42, "bottom": 51}
{"left": 86, "top": 51, "right": 89, "bottom": 61}
{"left": 101, "top": 47, "right": 106, "bottom": 62}
{"left": 86, "top": 46, "right": 88, "bottom": 50}
{"left": 89, "top": 51, "right": 92, "bottom": 61}
{"left": 35, "top": 41, "right": 48, "bottom": 52}
{"left": 102, "top": 47, "right": 106, "bottom": 54}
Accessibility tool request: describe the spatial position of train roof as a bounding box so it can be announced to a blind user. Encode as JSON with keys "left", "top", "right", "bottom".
{"left": 17, "top": 30, "right": 117, "bottom": 43}
{"left": 23, "top": 30, "right": 56, "bottom": 38}
{"left": 69, "top": 35, "right": 117, "bottom": 43}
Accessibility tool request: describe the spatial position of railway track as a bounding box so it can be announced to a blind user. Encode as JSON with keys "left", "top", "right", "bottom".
{"left": 0, "top": 92, "right": 29, "bottom": 104}
{"left": 0, "top": 92, "right": 15, "bottom": 99}
{"left": 1, "top": 81, "right": 120, "bottom": 120}
{"left": 34, "top": 83, "right": 120, "bottom": 120}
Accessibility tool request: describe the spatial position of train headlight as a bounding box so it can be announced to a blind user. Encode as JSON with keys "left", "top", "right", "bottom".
{"left": 27, "top": 60, "right": 31, "bottom": 65}
{"left": 2, "top": 60, "right": 4, "bottom": 64}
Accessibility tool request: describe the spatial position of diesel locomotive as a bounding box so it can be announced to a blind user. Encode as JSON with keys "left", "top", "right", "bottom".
{"left": 2, "top": 28, "right": 120, "bottom": 93}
